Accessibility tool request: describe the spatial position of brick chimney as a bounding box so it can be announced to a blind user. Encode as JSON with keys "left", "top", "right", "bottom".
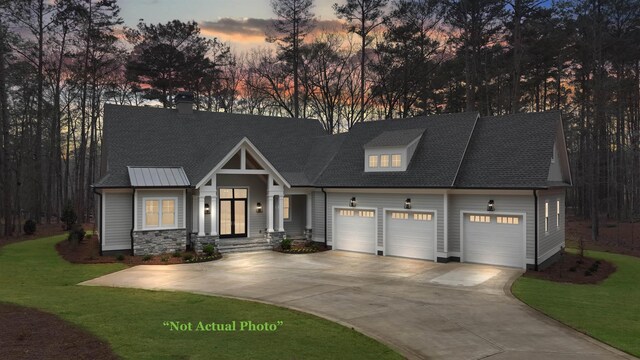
{"left": 175, "top": 92, "right": 194, "bottom": 115}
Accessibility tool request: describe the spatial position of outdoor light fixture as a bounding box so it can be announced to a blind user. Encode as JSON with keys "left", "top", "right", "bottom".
{"left": 349, "top": 197, "right": 357, "bottom": 207}
{"left": 404, "top": 198, "right": 412, "bottom": 209}
{"left": 487, "top": 200, "right": 495, "bottom": 212}
{"left": 256, "top": 202, "right": 263, "bottom": 213}
{"left": 204, "top": 203, "right": 211, "bottom": 215}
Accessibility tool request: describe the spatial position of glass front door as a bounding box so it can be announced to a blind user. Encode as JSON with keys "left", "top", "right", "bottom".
{"left": 219, "top": 188, "right": 248, "bottom": 238}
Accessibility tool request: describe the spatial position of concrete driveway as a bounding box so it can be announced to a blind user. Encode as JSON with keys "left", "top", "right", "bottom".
{"left": 82, "top": 251, "right": 628, "bottom": 360}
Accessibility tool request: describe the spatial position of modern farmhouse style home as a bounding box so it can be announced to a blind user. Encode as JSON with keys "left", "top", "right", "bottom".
{"left": 94, "top": 96, "right": 571, "bottom": 269}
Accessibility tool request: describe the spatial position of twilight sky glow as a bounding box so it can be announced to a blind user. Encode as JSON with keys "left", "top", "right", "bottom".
{"left": 118, "top": 0, "right": 342, "bottom": 52}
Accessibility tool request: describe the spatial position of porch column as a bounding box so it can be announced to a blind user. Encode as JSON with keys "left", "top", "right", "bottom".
{"left": 192, "top": 195, "right": 198, "bottom": 232}
{"left": 277, "top": 193, "right": 285, "bottom": 232}
{"left": 198, "top": 195, "right": 205, "bottom": 236}
{"left": 267, "top": 193, "right": 274, "bottom": 233}
{"left": 210, "top": 194, "right": 218, "bottom": 236}
{"left": 306, "top": 194, "right": 312, "bottom": 230}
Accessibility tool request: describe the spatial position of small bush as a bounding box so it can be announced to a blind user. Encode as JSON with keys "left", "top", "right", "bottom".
{"left": 67, "top": 224, "right": 86, "bottom": 245}
{"left": 584, "top": 270, "right": 593, "bottom": 276}
{"left": 202, "top": 244, "right": 216, "bottom": 256}
{"left": 161, "top": 256, "right": 169, "bottom": 262}
{"left": 182, "top": 254, "right": 193, "bottom": 261}
{"left": 142, "top": 255, "right": 152, "bottom": 262}
{"left": 61, "top": 200, "right": 77, "bottom": 230}
{"left": 172, "top": 251, "right": 182, "bottom": 258}
{"left": 569, "top": 266, "right": 577, "bottom": 272}
{"left": 280, "top": 237, "right": 292, "bottom": 251}
{"left": 116, "top": 254, "right": 125, "bottom": 261}
{"left": 23, "top": 219, "right": 37, "bottom": 235}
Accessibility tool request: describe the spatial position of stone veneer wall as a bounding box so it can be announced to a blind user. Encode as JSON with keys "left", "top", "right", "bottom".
{"left": 269, "top": 231, "right": 286, "bottom": 246}
{"left": 192, "top": 235, "right": 219, "bottom": 253}
{"left": 133, "top": 229, "right": 187, "bottom": 255}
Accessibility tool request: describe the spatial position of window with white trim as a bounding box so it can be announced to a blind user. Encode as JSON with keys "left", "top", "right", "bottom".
{"left": 391, "top": 212, "right": 409, "bottom": 219}
{"left": 339, "top": 209, "right": 354, "bottom": 216}
{"left": 556, "top": 200, "right": 560, "bottom": 228}
{"left": 545, "top": 201, "right": 549, "bottom": 232}
{"left": 413, "top": 213, "right": 432, "bottom": 221}
{"left": 358, "top": 210, "right": 375, "bottom": 218}
{"left": 283, "top": 196, "right": 290, "bottom": 220}
{"left": 368, "top": 155, "right": 378, "bottom": 168}
{"left": 380, "top": 154, "right": 390, "bottom": 167}
{"left": 391, "top": 154, "right": 402, "bottom": 168}
{"left": 144, "top": 198, "right": 177, "bottom": 229}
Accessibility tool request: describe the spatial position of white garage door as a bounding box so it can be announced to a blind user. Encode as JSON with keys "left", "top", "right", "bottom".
{"left": 385, "top": 211, "right": 435, "bottom": 260}
{"left": 334, "top": 208, "right": 376, "bottom": 254}
{"left": 463, "top": 214, "right": 524, "bottom": 268}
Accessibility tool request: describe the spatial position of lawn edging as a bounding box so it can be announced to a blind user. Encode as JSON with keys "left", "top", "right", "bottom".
{"left": 511, "top": 249, "right": 640, "bottom": 358}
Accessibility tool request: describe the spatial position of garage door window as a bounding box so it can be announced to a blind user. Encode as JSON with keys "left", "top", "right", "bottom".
{"left": 391, "top": 212, "right": 408, "bottom": 219}
{"left": 339, "top": 209, "right": 355, "bottom": 216}
{"left": 497, "top": 216, "right": 519, "bottom": 225}
{"left": 413, "top": 213, "right": 432, "bottom": 221}
{"left": 358, "top": 210, "right": 375, "bottom": 217}
{"left": 469, "top": 215, "right": 490, "bottom": 223}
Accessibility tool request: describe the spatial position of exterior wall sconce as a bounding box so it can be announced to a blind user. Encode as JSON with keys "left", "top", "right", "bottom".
{"left": 487, "top": 200, "right": 495, "bottom": 212}
{"left": 349, "top": 197, "right": 357, "bottom": 207}
{"left": 404, "top": 198, "right": 412, "bottom": 209}
{"left": 204, "top": 203, "right": 211, "bottom": 214}
{"left": 256, "top": 202, "right": 263, "bottom": 213}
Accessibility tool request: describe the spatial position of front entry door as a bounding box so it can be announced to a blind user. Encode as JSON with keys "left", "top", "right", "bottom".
{"left": 219, "top": 188, "right": 248, "bottom": 238}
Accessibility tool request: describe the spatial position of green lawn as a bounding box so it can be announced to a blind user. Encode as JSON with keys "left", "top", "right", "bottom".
{"left": 0, "top": 235, "right": 401, "bottom": 360}
{"left": 512, "top": 250, "right": 640, "bottom": 357}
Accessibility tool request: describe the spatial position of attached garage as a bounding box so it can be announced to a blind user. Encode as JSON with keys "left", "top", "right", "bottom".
{"left": 385, "top": 210, "right": 435, "bottom": 260}
{"left": 334, "top": 208, "right": 376, "bottom": 254}
{"left": 462, "top": 213, "right": 525, "bottom": 268}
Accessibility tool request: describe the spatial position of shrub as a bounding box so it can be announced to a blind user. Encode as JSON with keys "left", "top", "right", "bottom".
{"left": 60, "top": 200, "right": 77, "bottom": 230}
{"left": 116, "top": 254, "right": 125, "bottom": 261}
{"left": 172, "top": 251, "right": 182, "bottom": 258}
{"left": 67, "top": 224, "right": 86, "bottom": 246}
{"left": 161, "top": 256, "right": 169, "bottom": 262}
{"left": 584, "top": 270, "right": 593, "bottom": 276}
{"left": 23, "top": 219, "right": 36, "bottom": 235}
{"left": 142, "top": 255, "right": 152, "bottom": 262}
{"left": 202, "top": 244, "right": 216, "bottom": 256}
{"left": 569, "top": 266, "right": 577, "bottom": 272}
{"left": 281, "top": 237, "right": 292, "bottom": 251}
{"left": 182, "top": 254, "right": 193, "bottom": 261}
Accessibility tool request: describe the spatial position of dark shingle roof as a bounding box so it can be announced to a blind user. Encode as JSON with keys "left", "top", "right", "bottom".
{"left": 363, "top": 128, "right": 425, "bottom": 148}
{"left": 95, "top": 105, "right": 564, "bottom": 190}
{"left": 313, "top": 113, "right": 479, "bottom": 187}
{"left": 453, "top": 111, "right": 561, "bottom": 188}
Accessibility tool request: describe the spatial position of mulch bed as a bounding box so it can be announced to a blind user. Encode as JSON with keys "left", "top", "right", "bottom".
{"left": 0, "top": 302, "right": 119, "bottom": 360}
{"left": 56, "top": 234, "right": 220, "bottom": 266}
{"left": 566, "top": 215, "right": 640, "bottom": 258}
{"left": 524, "top": 252, "right": 616, "bottom": 284}
{"left": 275, "top": 240, "right": 329, "bottom": 254}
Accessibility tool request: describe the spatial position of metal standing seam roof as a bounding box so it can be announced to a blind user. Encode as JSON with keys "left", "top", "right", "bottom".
{"left": 127, "top": 166, "right": 190, "bottom": 187}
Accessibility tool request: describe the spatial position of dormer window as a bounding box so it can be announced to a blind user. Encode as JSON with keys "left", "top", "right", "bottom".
{"left": 363, "top": 128, "right": 424, "bottom": 172}
{"left": 369, "top": 155, "right": 378, "bottom": 168}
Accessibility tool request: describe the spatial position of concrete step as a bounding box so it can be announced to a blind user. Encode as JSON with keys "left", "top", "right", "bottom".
{"left": 219, "top": 245, "right": 273, "bottom": 254}
{"left": 217, "top": 238, "right": 269, "bottom": 246}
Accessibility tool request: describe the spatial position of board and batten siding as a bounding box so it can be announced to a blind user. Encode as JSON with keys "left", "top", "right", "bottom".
{"left": 326, "top": 191, "right": 444, "bottom": 251}
{"left": 312, "top": 191, "right": 325, "bottom": 242}
{"left": 538, "top": 188, "right": 566, "bottom": 263}
{"left": 135, "top": 189, "right": 185, "bottom": 230}
{"left": 448, "top": 193, "right": 535, "bottom": 261}
{"left": 217, "top": 174, "right": 267, "bottom": 237}
{"left": 283, "top": 194, "right": 306, "bottom": 236}
{"left": 103, "top": 190, "right": 133, "bottom": 251}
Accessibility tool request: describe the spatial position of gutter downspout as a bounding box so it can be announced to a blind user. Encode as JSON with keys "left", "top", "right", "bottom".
{"left": 534, "top": 190, "right": 539, "bottom": 271}
{"left": 131, "top": 188, "right": 136, "bottom": 256}
{"left": 92, "top": 188, "right": 103, "bottom": 256}
{"left": 322, "top": 188, "right": 327, "bottom": 247}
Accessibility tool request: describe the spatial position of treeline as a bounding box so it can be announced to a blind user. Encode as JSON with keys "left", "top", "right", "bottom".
{"left": 0, "top": 0, "right": 638, "bottom": 240}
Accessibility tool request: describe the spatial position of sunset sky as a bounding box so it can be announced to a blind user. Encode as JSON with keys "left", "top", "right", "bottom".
{"left": 118, "top": 0, "right": 344, "bottom": 52}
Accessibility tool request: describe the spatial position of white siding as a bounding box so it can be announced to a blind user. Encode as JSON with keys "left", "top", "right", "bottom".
{"left": 103, "top": 190, "right": 133, "bottom": 251}
{"left": 538, "top": 188, "right": 566, "bottom": 263}
{"left": 326, "top": 192, "right": 444, "bottom": 251}
{"left": 283, "top": 195, "right": 306, "bottom": 236}
{"left": 312, "top": 191, "right": 325, "bottom": 242}
{"left": 449, "top": 193, "right": 535, "bottom": 261}
{"left": 217, "top": 174, "right": 267, "bottom": 237}
{"left": 136, "top": 189, "right": 185, "bottom": 230}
